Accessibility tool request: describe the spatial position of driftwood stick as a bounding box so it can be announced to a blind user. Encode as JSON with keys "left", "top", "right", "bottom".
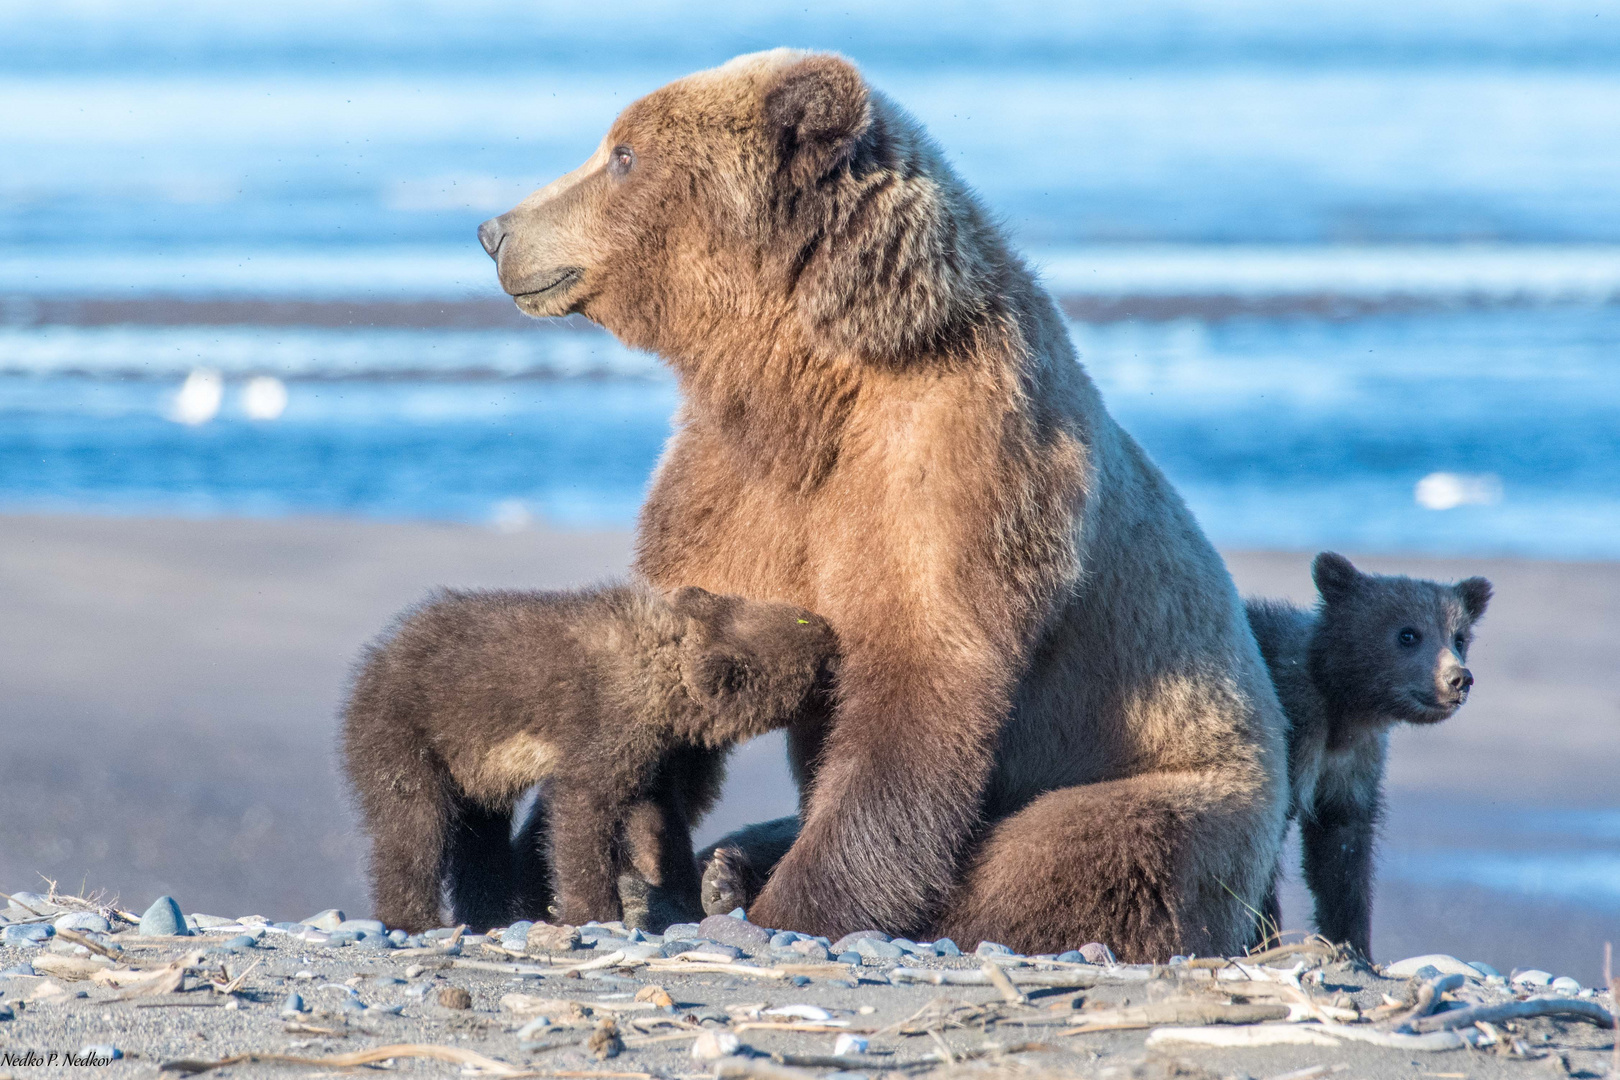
{"left": 888, "top": 967, "right": 1099, "bottom": 988}
{"left": 983, "top": 961, "right": 1030, "bottom": 1005}
{"left": 1146, "top": 1023, "right": 1485, "bottom": 1051}
{"left": 158, "top": 1043, "right": 526, "bottom": 1075}
{"left": 1061, "top": 1001, "right": 1290, "bottom": 1033}
{"left": 1408, "top": 997, "right": 1616, "bottom": 1033}
{"left": 1387, "top": 973, "right": 1464, "bottom": 1030}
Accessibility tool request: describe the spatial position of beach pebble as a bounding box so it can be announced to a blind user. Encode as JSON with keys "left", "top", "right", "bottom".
{"left": 934, "top": 938, "right": 962, "bottom": 957}
{"left": 77, "top": 1045, "right": 121, "bottom": 1062}
{"left": 7, "top": 892, "right": 54, "bottom": 913}
{"left": 770, "top": 931, "right": 803, "bottom": 948}
{"left": 670, "top": 940, "right": 743, "bottom": 960}
{"left": 1468, "top": 961, "right": 1503, "bottom": 979}
{"left": 1056, "top": 950, "right": 1085, "bottom": 963}
{"left": 1552, "top": 976, "right": 1582, "bottom": 994}
{"left": 216, "top": 934, "right": 258, "bottom": 952}
{"left": 516, "top": 1014, "right": 553, "bottom": 1039}
{"left": 527, "top": 923, "right": 583, "bottom": 953}
{"left": 1385, "top": 954, "right": 1481, "bottom": 979}
{"left": 279, "top": 992, "right": 305, "bottom": 1016}
{"left": 438, "top": 986, "right": 473, "bottom": 1009}
{"left": 789, "top": 974, "right": 811, "bottom": 986}
{"left": 1, "top": 963, "right": 37, "bottom": 977}
{"left": 691, "top": 1030, "right": 741, "bottom": 1060}
{"left": 698, "top": 914, "right": 770, "bottom": 952}
{"left": 1079, "top": 942, "right": 1116, "bottom": 965}
{"left": 789, "top": 941, "right": 831, "bottom": 962}
{"left": 0, "top": 1004, "right": 13, "bottom": 1021}
{"left": 138, "top": 896, "right": 190, "bottom": 937}
{"left": 53, "top": 912, "right": 110, "bottom": 934}
{"left": 853, "top": 937, "right": 904, "bottom": 960}
{"left": 662, "top": 922, "right": 702, "bottom": 940}
{"left": 837, "top": 951, "right": 862, "bottom": 965}
{"left": 338, "top": 919, "right": 387, "bottom": 935}
{"left": 2, "top": 924, "right": 53, "bottom": 947}
{"left": 975, "top": 941, "right": 1015, "bottom": 958}
{"left": 500, "top": 922, "right": 534, "bottom": 951}
{"left": 834, "top": 1034, "right": 869, "bottom": 1056}
{"left": 831, "top": 930, "right": 889, "bottom": 953}
{"left": 300, "top": 909, "right": 346, "bottom": 932}
{"left": 388, "top": 929, "right": 408, "bottom": 945}
{"left": 190, "top": 914, "right": 236, "bottom": 929}
{"left": 1512, "top": 969, "right": 1554, "bottom": 987}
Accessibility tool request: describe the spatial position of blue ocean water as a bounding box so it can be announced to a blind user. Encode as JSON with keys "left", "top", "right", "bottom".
{"left": 1, "top": 0, "right": 1618, "bottom": 553}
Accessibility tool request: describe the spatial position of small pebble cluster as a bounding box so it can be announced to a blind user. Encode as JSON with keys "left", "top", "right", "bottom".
{"left": 2, "top": 886, "right": 1616, "bottom": 1080}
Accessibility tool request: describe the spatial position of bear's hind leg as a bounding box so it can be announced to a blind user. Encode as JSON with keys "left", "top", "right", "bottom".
{"left": 511, "top": 792, "right": 555, "bottom": 923}
{"left": 445, "top": 799, "right": 519, "bottom": 931}
{"left": 935, "top": 773, "right": 1277, "bottom": 963}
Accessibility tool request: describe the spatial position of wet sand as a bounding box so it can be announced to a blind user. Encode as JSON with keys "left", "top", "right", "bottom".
{"left": 1, "top": 515, "right": 1614, "bottom": 980}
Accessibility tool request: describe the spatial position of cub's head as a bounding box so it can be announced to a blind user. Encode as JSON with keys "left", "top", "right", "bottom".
{"left": 1307, "top": 552, "right": 1492, "bottom": 727}
{"left": 669, "top": 586, "right": 838, "bottom": 738}
{"left": 478, "top": 50, "right": 995, "bottom": 368}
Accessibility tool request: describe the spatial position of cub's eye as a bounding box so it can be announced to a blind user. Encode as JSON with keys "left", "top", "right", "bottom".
{"left": 1454, "top": 635, "right": 1467, "bottom": 652}
{"left": 1398, "top": 628, "right": 1420, "bottom": 647}
{"left": 608, "top": 145, "right": 635, "bottom": 178}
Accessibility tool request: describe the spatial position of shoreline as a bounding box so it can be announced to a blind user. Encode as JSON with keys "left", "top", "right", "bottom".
{"left": 1, "top": 513, "right": 1614, "bottom": 982}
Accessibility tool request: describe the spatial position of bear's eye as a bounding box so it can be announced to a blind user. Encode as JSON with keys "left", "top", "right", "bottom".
{"left": 608, "top": 145, "right": 635, "bottom": 178}
{"left": 1397, "top": 627, "right": 1420, "bottom": 647}
{"left": 1454, "top": 634, "right": 1466, "bottom": 652}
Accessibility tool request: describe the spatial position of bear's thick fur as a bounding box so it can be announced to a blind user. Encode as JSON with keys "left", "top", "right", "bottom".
{"left": 341, "top": 584, "right": 835, "bottom": 933}
{"left": 480, "top": 50, "right": 1289, "bottom": 954}
{"left": 1245, "top": 552, "right": 1491, "bottom": 956}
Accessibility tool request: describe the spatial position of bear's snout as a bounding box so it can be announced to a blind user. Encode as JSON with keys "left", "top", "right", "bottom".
{"left": 478, "top": 217, "right": 504, "bottom": 259}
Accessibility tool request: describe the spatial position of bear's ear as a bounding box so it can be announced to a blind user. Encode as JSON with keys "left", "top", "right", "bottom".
{"left": 763, "top": 53, "right": 870, "bottom": 183}
{"left": 670, "top": 585, "right": 723, "bottom": 620}
{"left": 1311, "top": 551, "right": 1362, "bottom": 604}
{"left": 691, "top": 652, "right": 749, "bottom": 703}
{"left": 1455, "top": 576, "right": 1492, "bottom": 622}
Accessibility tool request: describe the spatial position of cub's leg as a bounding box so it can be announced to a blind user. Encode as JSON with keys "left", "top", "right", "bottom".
{"left": 546, "top": 780, "right": 627, "bottom": 925}
{"left": 444, "top": 799, "right": 519, "bottom": 931}
{"left": 346, "top": 736, "right": 455, "bottom": 933}
{"left": 511, "top": 794, "right": 555, "bottom": 923}
{"left": 698, "top": 816, "right": 800, "bottom": 916}
{"left": 620, "top": 786, "right": 704, "bottom": 930}
{"left": 1300, "top": 793, "right": 1378, "bottom": 957}
{"left": 935, "top": 774, "right": 1277, "bottom": 962}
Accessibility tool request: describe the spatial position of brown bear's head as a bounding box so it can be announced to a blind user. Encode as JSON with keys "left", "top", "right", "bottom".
{"left": 478, "top": 50, "right": 1002, "bottom": 370}
{"left": 1306, "top": 552, "right": 1492, "bottom": 728}
{"left": 667, "top": 585, "right": 839, "bottom": 743}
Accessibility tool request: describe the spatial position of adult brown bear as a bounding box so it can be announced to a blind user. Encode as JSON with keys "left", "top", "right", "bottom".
{"left": 478, "top": 49, "right": 1288, "bottom": 958}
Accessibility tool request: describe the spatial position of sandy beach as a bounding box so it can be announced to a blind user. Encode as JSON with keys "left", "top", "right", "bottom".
{"left": 1, "top": 514, "right": 1615, "bottom": 981}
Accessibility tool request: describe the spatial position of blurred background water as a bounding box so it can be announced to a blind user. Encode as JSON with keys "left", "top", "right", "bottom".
{"left": 3, "top": 0, "right": 1620, "bottom": 553}
{"left": 0, "top": 1, "right": 1617, "bottom": 973}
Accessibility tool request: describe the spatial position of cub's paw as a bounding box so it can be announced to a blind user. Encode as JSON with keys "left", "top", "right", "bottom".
{"left": 700, "top": 845, "right": 762, "bottom": 917}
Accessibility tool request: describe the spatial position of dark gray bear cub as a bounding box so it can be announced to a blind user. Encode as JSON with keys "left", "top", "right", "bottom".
{"left": 1246, "top": 552, "right": 1491, "bottom": 956}
{"left": 341, "top": 583, "right": 837, "bottom": 933}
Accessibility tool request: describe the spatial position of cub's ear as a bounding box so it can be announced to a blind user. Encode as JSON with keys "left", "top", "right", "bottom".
{"left": 691, "top": 652, "right": 749, "bottom": 703}
{"left": 1311, "top": 551, "right": 1362, "bottom": 604}
{"left": 1455, "top": 576, "right": 1493, "bottom": 622}
{"left": 670, "top": 585, "right": 724, "bottom": 619}
{"left": 763, "top": 53, "right": 870, "bottom": 183}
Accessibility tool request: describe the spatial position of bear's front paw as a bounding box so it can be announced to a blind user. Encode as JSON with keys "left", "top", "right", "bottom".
{"left": 700, "top": 845, "right": 762, "bottom": 916}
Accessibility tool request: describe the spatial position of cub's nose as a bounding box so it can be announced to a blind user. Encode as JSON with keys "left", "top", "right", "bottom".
{"left": 1446, "top": 668, "right": 1474, "bottom": 694}
{"left": 477, "top": 217, "right": 504, "bottom": 259}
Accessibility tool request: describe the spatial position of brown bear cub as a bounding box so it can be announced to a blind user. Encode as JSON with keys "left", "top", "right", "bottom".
{"left": 1247, "top": 552, "right": 1491, "bottom": 957}
{"left": 341, "top": 583, "right": 836, "bottom": 934}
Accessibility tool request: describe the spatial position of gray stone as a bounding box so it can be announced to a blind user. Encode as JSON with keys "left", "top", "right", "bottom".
{"left": 853, "top": 937, "right": 904, "bottom": 960}
{"left": 837, "top": 951, "right": 861, "bottom": 965}
{"left": 138, "top": 896, "right": 190, "bottom": 937}
{"left": 662, "top": 923, "right": 702, "bottom": 940}
{"left": 667, "top": 939, "right": 743, "bottom": 960}
{"left": 0, "top": 1004, "right": 13, "bottom": 1021}
{"left": 1467, "top": 961, "right": 1502, "bottom": 979}
{"left": 337, "top": 919, "right": 387, "bottom": 935}
{"left": 1056, "top": 950, "right": 1085, "bottom": 963}
{"left": 1511, "top": 969, "right": 1554, "bottom": 987}
{"left": 789, "top": 974, "right": 811, "bottom": 986}
{"left": 280, "top": 992, "right": 306, "bottom": 1016}
{"left": 53, "top": 912, "right": 111, "bottom": 934}
{"left": 1552, "top": 976, "right": 1582, "bottom": 994}
{"left": 934, "top": 938, "right": 962, "bottom": 957}
{"left": 1, "top": 963, "right": 37, "bottom": 977}
{"left": 300, "top": 909, "right": 346, "bottom": 932}
{"left": 789, "top": 940, "right": 831, "bottom": 962}
{"left": 975, "top": 941, "right": 1014, "bottom": 958}
{"left": 698, "top": 914, "right": 770, "bottom": 952}
{"left": 770, "top": 931, "right": 802, "bottom": 948}
{"left": 190, "top": 914, "right": 237, "bottom": 929}
{"left": 1079, "top": 942, "right": 1116, "bottom": 965}
{"left": 1386, "top": 954, "right": 1481, "bottom": 980}
{"left": 831, "top": 930, "right": 889, "bottom": 954}
{"left": 2, "top": 924, "right": 53, "bottom": 947}
{"left": 219, "top": 934, "right": 257, "bottom": 952}
{"left": 8, "top": 892, "right": 52, "bottom": 912}
{"left": 897, "top": 940, "right": 936, "bottom": 957}
{"left": 616, "top": 942, "right": 664, "bottom": 962}
{"left": 388, "top": 930, "right": 408, "bottom": 945}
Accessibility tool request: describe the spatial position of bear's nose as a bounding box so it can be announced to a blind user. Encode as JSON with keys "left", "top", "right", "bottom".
{"left": 1446, "top": 668, "right": 1474, "bottom": 694}
{"left": 477, "top": 217, "right": 504, "bottom": 259}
